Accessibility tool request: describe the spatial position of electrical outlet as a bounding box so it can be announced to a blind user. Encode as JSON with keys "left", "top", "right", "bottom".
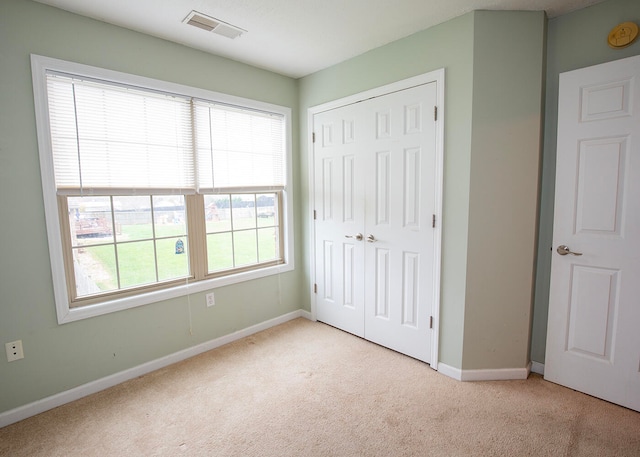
{"left": 5, "top": 340, "right": 24, "bottom": 362}
{"left": 206, "top": 292, "right": 215, "bottom": 307}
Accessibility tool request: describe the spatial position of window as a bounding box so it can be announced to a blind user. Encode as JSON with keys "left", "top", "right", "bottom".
{"left": 31, "top": 55, "right": 293, "bottom": 323}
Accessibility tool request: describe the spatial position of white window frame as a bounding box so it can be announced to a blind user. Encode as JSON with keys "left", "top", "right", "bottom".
{"left": 31, "top": 55, "right": 294, "bottom": 324}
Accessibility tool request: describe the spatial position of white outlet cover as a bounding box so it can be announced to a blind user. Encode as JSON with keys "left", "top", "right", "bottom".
{"left": 206, "top": 292, "right": 215, "bottom": 307}
{"left": 6, "top": 340, "right": 24, "bottom": 362}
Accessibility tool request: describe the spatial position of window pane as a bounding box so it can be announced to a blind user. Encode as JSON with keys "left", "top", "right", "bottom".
{"left": 207, "top": 232, "right": 233, "bottom": 272}
{"left": 68, "top": 196, "right": 114, "bottom": 247}
{"left": 232, "top": 194, "right": 256, "bottom": 230}
{"left": 256, "top": 193, "right": 277, "bottom": 228}
{"left": 205, "top": 195, "right": 231, "bottom": 233}
{"left": 204, "top": 192, "right": 282, "bottom": 275}
{"left": 153, "top": 195, "right": 187, "bottom": 237}
{"left": 114, "top": 196, "right": 152, "bottom": 241}
{"left": 117, "top": 241, "right": 156, "bottom": 288}
{"left": 156, "top": 237, "right": 189, "bottom": 281}
{"left": 233, "top": 230, "right": 258, "bottom": 267}
{"left": 73, "top": 245, "right": 117, "bottom": 296}
{"left": 258, "top": 227, "right": 279, "bottom": 262}
{"left": 71, "top": 194, "right": 193, "bottom": 298}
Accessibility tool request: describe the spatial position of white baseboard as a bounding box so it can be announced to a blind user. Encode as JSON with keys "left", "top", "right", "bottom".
{"left": 460, "top": 363, "right": 531, "bottom": 381}
{"left": 530, "top": 361, "right": 545, "bottom": 375}
{"left": 436, "top": 362, "right": 463, "bottom": 380}
{"left": 437, "top": 362, "right": 531, "bottom": 382}
{"left": 0, "top": 309, "right": 310, "bottom": 428}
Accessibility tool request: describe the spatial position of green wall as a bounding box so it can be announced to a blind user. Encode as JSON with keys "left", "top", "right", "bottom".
{"left": 299, "top": 13, "right": 475, "bottom": 369}
{"left": 530, "top": 0, "right": 640, "bottom": 364}
{"left": 0, "top": 0, "right": 301, "bottom": 414}
{"left": 463, "top": 11, "right": 545, "bottom": 370}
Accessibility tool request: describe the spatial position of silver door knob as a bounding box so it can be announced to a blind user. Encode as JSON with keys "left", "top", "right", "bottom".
{"left": 345, "top": 233, "right": 363, "bottom": 241}
{"left": 366, "top": 234, "right": 376, "bottom": 243}
{"left": 557, "top": 245, "right": 582, "bottom": 256}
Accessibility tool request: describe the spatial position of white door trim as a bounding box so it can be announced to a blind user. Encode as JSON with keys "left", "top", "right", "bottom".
{"left": 307, "top": 69, "right": 445, "bottom": 369}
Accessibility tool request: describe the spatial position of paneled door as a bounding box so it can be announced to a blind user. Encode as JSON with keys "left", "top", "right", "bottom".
{"left": 313, "top": 81, "right": 439, "bottom": 363}
{"left": 545, "top": 55, "right": 640, "bottom": 412}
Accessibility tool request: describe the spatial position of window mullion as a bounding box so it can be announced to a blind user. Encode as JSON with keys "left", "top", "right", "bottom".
{"left": 110, "top": 196, "right": 122, "bottom": 290}
{"left": 150, "top": 196, "right": 159, "bottom": 283}
{"left": 230, "top": 196, "right": 236, "bottom": 268}
{"left": 186, "top": 194, "right": 206, "bottom": 280}
{"left": 253, "top": 194, "right": 260, "bottom": 263}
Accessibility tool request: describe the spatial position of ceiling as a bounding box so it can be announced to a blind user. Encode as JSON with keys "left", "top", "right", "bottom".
{"left": 34, "top": 0, "right": 607, "bottom": 78}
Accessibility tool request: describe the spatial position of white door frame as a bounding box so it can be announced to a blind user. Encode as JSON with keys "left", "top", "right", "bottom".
{"left": 307, "top": 69, "right": 445, "bottom": 369}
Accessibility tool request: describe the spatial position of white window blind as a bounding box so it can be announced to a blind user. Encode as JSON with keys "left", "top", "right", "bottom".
{"left": 46, "top": 73, "right": 194, "bottom": 195}
{"left": 194, "top": 101, "right": 286, "bottom": 193}
{"left": 46, "top": 73, "right": 286, "bottom": 196}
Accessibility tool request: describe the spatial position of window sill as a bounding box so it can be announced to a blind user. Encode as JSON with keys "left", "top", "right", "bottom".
{"left": 56, "top": 262, "right": 294, "bottom": 324}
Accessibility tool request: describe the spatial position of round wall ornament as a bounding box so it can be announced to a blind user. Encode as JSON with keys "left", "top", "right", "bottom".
{"left": 608, "top": 22, "right": 638, "bottom": 49}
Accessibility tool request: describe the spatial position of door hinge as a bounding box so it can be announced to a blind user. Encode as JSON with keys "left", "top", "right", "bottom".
{"left": 430, "top": 316, "right": 433, "bottom": 329}
{"left": 434, "top": 106, "right": 438, "bottom": 121}
{"left": 313, "top": 283, "right": 318, "bottom": 294}
{"left": 312, "top": 132, "right": 316, "bottom": 143}
{"left": 313, "top": 210, "right": 317, "bottom": 220}
{"left": 432, "top": 214, "right": 436, "bottom": 228}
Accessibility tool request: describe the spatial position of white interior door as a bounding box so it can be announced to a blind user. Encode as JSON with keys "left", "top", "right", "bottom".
{"left": 545, "top": 54, "right": 640, "bottom": 412}
{"left": 314, "top": 101, "right": 366, "bottom": 337}
{"left": 314, "top": 81, "right": 439, "bottom": 363}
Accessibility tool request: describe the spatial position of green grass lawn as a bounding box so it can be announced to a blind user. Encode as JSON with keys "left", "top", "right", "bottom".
{"left": 79, "top": 217, "right": 278, "bottom": 292}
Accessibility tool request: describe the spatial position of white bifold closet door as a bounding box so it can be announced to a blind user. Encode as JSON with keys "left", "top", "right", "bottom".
{"left": 313, "top": 82, "right": 438, "bottom": 363}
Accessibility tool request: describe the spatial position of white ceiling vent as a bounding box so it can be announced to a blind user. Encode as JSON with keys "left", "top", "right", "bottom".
{"left": 183, "top": 11, "right": 245, "bottom": 39}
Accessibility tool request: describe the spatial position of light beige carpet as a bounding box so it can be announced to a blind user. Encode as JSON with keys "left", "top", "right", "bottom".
{"left": 1, "top": 318, "right": 639, "bottom": 456}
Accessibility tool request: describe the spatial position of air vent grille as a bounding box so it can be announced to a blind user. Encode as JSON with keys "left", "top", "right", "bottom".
{"left": 186, "top": 14, "right": 218, "bottom": 32}
{"left": 183, "top": 11, "right": 245, "bottom": 39}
